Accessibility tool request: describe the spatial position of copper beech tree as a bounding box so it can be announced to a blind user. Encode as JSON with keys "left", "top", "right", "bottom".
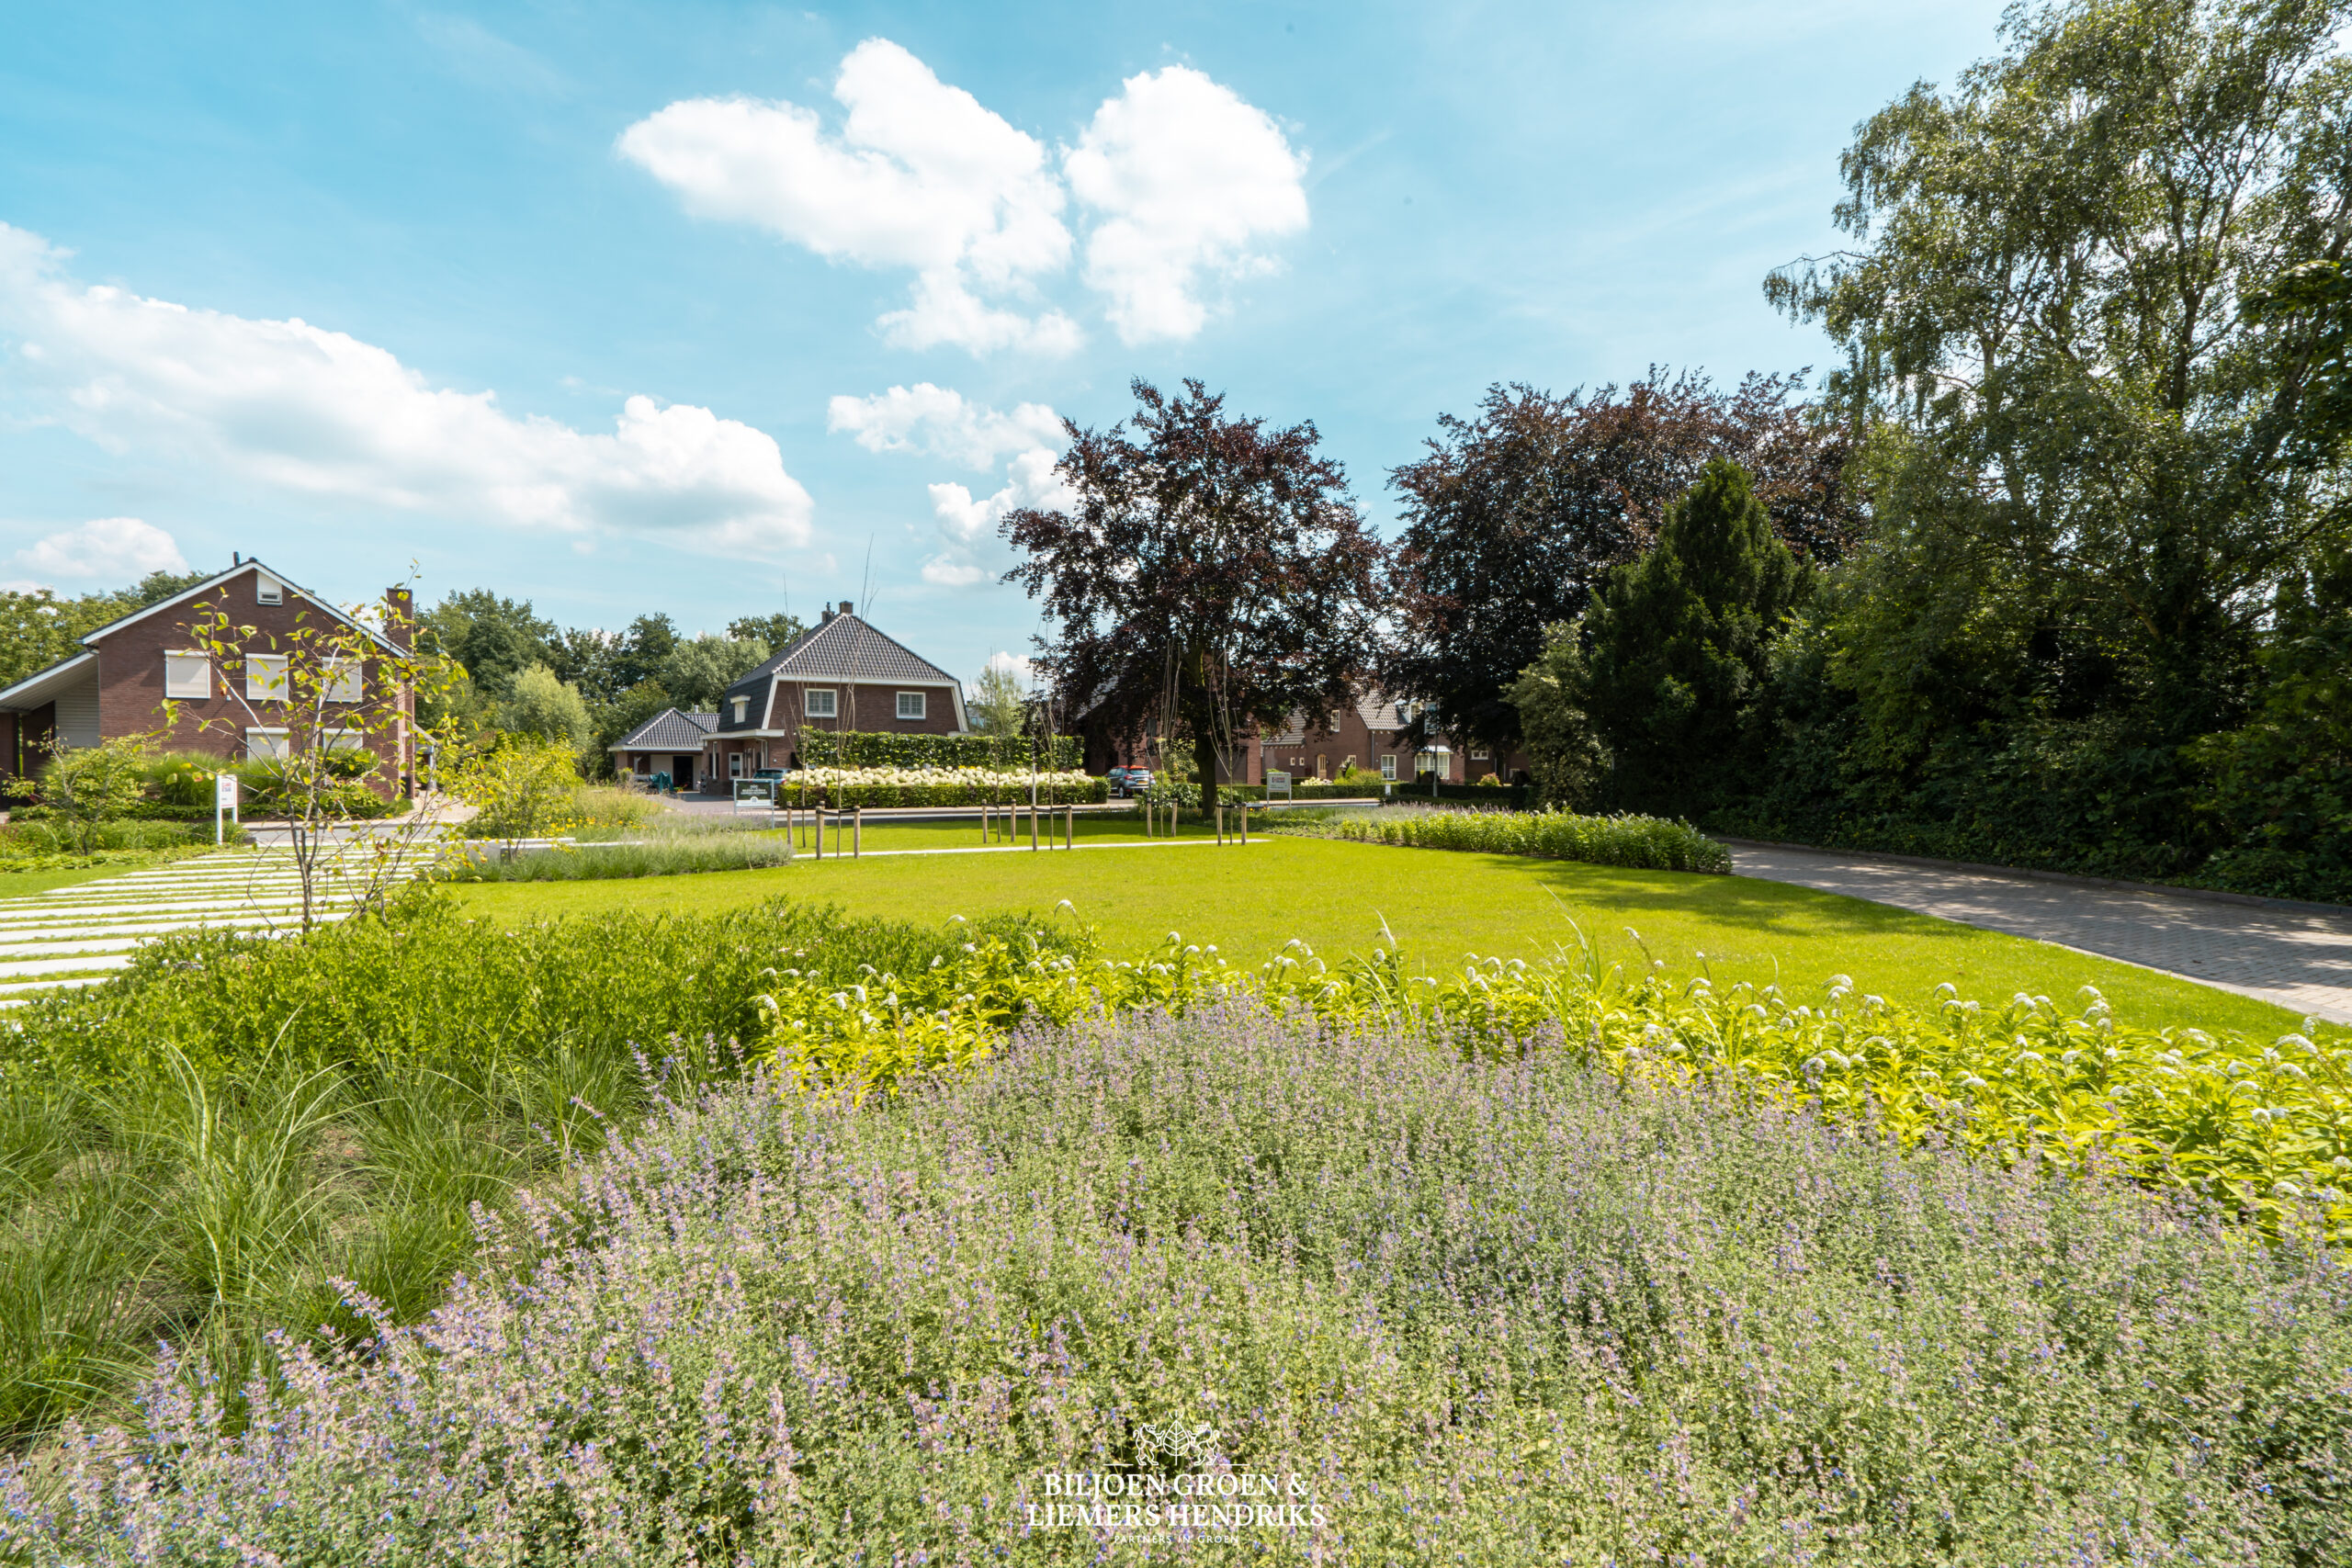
{"left": 1385, "top": 371, "right": 1862, "bottom": 763}
{"left": 185, "top": 588, "right": 461, "bottom": 930}
{"left": 1000, "top": 379, "right": 1386, "bottom": 796}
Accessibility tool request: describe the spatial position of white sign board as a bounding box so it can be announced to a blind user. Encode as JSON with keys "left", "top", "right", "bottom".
{"left": 214, "top": 770, "right": 240, "bottom": 845}
{"left": 1265, "top": 769, "right": 1293, "bottom": 799}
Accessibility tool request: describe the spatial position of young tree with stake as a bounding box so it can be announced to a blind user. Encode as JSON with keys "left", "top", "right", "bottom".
{"left": 186, "top": 587, "right": 460, "bottom": 930}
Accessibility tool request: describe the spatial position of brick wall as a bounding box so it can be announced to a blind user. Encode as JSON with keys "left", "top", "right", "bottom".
{"left": 91, "top": 568, "right": 413, "bottom": 790}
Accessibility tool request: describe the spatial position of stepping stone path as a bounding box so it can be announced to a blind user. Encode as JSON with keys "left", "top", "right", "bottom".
{"left": 0, "top": 850, "right": 433, "bottom": 1006}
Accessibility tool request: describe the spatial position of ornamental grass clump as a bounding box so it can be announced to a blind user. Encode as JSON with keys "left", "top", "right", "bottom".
{"left": 0, "top": 898, "right": 1091, "bottom": 1438}
{"left": 435, "top": 834, "right": 796, "bottom": 882}
{"left": 10, "top": 1001, "right": 2348, "bottom": 1563}
{"left": 1271, "top": 803, "right": 1731, "bottom": 872}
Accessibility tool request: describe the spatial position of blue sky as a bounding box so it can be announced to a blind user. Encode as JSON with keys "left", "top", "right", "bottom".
{"left": 0, "top": 0, "right": 2007, "bottom": 686}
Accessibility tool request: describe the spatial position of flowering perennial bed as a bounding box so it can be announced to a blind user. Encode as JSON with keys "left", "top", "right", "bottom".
{"left": 763, "top": 931, "right": 2352, "bottom": 1238}
{"left": 10, "top": 1002, "right": 2347, "bottom": 1563}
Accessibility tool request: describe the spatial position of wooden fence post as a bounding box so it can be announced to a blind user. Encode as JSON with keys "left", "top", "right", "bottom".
{"left": 854, "top": 806, "right": 862, "bottom": 858}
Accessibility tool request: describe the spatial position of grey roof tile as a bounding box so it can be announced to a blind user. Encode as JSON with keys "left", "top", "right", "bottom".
{"left": 612, "top": 708, "right": 716, "bottom": 750}
{"left": 745, "top": 614, "right": 956, "bottom": 685}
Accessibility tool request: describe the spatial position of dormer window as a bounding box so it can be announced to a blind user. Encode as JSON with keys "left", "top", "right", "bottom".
{"left": 255, "top": 575, "right": 283, "bottom": 605}
{"left": 731, "top": 695, "right": 748, "bottom": 724}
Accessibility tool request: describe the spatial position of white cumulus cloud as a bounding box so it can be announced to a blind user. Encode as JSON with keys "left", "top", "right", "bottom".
{"left": 922, "top": 446, "right": 1071, "bottom": 588}
{"left": 1065, "top": 65, "right": 1308, "bottom": 344}
{"left": 826, "top": 382, "right": 1065, "bottom": 468}
{"left": 984, "top": 649, "right": 1035, "bottom": 683}
{"left": 619, "top": 39, "right": 1079, "bottom": 355}
{"left": 6, "top": 517, "right": 187, "bottom": 589}
{"left": 0, "top": 225, "right": 813, "bottom": 558}
{"left": 623, "top": 42, "right": 1306, "bottom": 351}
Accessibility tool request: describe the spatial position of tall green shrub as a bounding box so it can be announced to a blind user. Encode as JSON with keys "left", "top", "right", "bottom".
{"left": 1579, "top": 459, "right": 1804, "bottom": 817}
{"left": 495, "top": 664, "right": 592, "bottom": 749}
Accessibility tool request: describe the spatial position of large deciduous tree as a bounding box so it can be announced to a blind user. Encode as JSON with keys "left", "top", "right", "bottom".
{"left": 1386, "top": 373, "right": 1859, "bottom": 760}
{"left": 1767, "top": 0, "right": 2352, "bottom": 759}
{"left": 1001, "top": 378, "right": 1386, "bottom": 794}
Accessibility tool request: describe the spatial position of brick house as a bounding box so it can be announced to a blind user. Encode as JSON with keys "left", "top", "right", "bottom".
{"left": 0, "top": 558, "right": 416, "bottom": 790}
{"left": 1080, "top": 686, "right": 1530, "bottom": 789}
{"left": 611, "top": 604, "right": 968, "bottom": 790}
{"left": 1258, "top": 693, "right": 1530, "bottom": 787}
{"left": 609, "top": 707, "right": 718, "bottom": 791}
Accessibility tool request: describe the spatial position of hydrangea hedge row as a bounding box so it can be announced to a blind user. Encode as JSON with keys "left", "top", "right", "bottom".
{"left": 782, "top": 766, "right": 1107, "bottom": 808}
{"left": 797, "top": 729, "right": 1082, "bottom": 772}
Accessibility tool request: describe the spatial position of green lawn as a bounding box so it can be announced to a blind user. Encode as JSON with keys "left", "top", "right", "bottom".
{"left": 0, "top": 860, "right": 168, "bottom": 898}
{"left": 450, "top": 833, "right": 2304, "bottom": 1036}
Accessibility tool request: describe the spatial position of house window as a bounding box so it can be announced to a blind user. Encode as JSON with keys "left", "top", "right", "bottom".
{"left": 896, "top": 691, "right": 926, "bottom": 720}
{"left": 1316, "top": 754, "right": 1329, "bottom": 780}
{"left": 245, "top": 654, "right": 288, "bottom": 701}
{"left": 256, "top": 576, "right": 283, "bottom": 606}
{"left": 729, "top": 751, "right": 744, "bottom": 778}
{"left": 245, "top": 728, "right": 290, "bottom": 761}
{"left": 731, "top": 695, "right": 748, "bottom": 724}
{"left": 321, "top": 728, "right": 365, "bottom": 752}
{"left": 1471, "top": 748, "right": 1490, "bottom": 761}
{"left": 163, "top": 651, "right": 210, "bottom": 699}
{"left": 1380, "top": 754, "right": 1396, "bottom": 781}
{"left": 805, "top": 688, "right": 837, "bottom": 718}
{"left": 323, "top": 658, "right": 362, "bottom": 705}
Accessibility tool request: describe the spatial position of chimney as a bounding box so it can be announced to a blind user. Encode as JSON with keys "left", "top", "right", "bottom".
{"left": 840, "top": 600, "right": 854, "bottom": 617}
{"left": 820, "top": 606, "right": 835, "bottom": 624}
{"left": 383, "top": 586, "right": 413, "bottom": 651}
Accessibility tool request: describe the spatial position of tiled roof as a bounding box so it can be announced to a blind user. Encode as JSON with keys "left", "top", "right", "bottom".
{"left": 749, "top": 614, "right": 956, "bottom": 685}
{"left": 612, "top": 708, "right": 716, "bottom": 750}
{"left": 1264, "top": 692, "right": 1410, "bottom": 747}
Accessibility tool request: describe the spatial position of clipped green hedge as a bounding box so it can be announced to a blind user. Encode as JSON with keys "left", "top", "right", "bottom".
{"left": 1274, "top": 806, "right": 1730, "bottom": 873}
{"left": 798, "top": 730, "right": 1081, "bottom": 771}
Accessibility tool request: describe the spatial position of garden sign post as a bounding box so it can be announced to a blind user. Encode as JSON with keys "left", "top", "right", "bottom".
{"left": 214, "top": 771, "right": 239, "bottom": 846}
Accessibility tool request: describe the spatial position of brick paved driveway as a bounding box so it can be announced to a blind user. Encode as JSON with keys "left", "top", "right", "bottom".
{"left": 1728, "top": 842, "right": 2352, "bottom": 1024}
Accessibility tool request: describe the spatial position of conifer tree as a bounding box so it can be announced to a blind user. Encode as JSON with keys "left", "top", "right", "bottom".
{"left": 1579, "top": 458, "right": 1804, "bottom": 816}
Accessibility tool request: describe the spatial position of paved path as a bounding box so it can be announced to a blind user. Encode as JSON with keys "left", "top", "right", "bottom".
{"left": 1728, "top": 842, "right": 2352, "bottom": 1024}
{"left": 0, "top": 848, "right": 431, "bottom": 1005}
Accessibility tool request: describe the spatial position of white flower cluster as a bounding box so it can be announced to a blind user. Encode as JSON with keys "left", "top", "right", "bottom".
{"left": 788, "top": 766, "right": 1094, "bottom": 789}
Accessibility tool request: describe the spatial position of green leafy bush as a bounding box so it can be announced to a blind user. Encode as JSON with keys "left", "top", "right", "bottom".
{"left": 0, "top": 818, "right": 217, "bottom": 854}
{"left": 1270, "top": 804, "right": 1730, "bottom": 872}
{"left": 797, "top": 729, "right": 1081, "bottom": 771}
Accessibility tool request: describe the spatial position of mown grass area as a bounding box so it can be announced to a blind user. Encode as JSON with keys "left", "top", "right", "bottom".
{"left": 452, "top": 833, "right": 2303, "bottom": 1035}
{"left": 0, "top": 862, "right": 157, "bottom": 898}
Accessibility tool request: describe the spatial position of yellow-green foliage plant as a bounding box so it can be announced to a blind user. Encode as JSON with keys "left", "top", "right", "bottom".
{"left": 757, "top": 923, "right": 2352, "bottom": 1240}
